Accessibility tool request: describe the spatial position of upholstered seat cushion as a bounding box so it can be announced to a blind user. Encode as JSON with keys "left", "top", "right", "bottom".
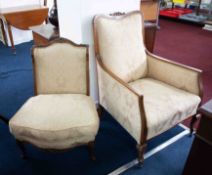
{"left": 9, "top": 94, "right": 99, "bottom": 150}
{"left": 129, "top": 78, "right": 201, "bottom": 139}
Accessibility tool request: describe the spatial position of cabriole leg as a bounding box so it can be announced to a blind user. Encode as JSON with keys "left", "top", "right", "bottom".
{"left": 16, "top": 140, "right": 27, "bottom": 159}
{"left": 88, "top": 141, "right": 96, "bottom": 161}
{"left": 189, "top": 114, "right": 200, "bottom": 136}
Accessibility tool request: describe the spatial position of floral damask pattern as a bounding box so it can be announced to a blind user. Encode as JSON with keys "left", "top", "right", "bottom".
{"left": 129, "top": 78, "right": 201, "bottom": 139}
{"left": 34, "top": 43, "right": 87, "bottom": 95}
{"left": 9, "top": 94, "right": 99, "bottom": 149}
{"left": 97, "top": 63, "right": 142, "bottom": 143}
{"left": 147, "top": 54, "right": 201, "bottom": 96}
{"left": 95, "top": 12, "right": 202, "bottom": 144}
{"left": 96, "top": 14, "right": 148, "bottom": 83}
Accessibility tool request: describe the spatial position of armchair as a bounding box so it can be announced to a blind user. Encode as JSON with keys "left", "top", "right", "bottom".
{"left": 93, "top": 11, "right": 202, "bottom": 164}
{"left": 9, "top": 38, "right": 99, "bottom": 160}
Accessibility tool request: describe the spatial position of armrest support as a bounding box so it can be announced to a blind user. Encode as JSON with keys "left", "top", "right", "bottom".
{"left": 96, "top": 56, "right": 147, "bottom": 143}
{"left": 147, "top": 51, "right": 203, "bottom": 98}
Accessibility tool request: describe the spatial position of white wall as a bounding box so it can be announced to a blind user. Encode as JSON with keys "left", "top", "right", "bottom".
{"left": 58, "top": 1, "right": 82, "bottom": 43}
{"left": 58, "top": 0, "right": 140, "bottom": 102}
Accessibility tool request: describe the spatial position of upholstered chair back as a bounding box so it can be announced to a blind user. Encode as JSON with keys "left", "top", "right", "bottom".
{"left": 32, "top": 39, "right": 89, "bottom": 95}
{"left": 95, "top": 12, "right": 147, "bottom": 83}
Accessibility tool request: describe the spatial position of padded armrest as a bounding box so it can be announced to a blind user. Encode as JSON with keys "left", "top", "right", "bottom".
{"left": 147, "top": 51, "right": 203, "bottom": 97}
{"left": 97, "top": 58, "right": 144, "bottom": 143}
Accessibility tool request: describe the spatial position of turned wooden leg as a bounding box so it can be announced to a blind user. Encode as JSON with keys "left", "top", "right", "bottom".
{"left": 189, "top": 114, "right": 200, "bottom": 136}
{"left": 0, "top": 19, "right": 8, "bottom": 46}
{"left": 7, "top": 23, "right": 16, "bottom": 54}
{"left": 0, "top": 114, "right": 9, "bottom": 125}
{"left": 16, "top": 140, "right": 27, "bottom": 159}
{"left": 88, "top": 141, "right": 96, "bottom": 161}
{"left": 136, "top": 143, "right": 147, "bottom": 166}
{"left": 97, "top": 105, "right": 103, "bottom": 118}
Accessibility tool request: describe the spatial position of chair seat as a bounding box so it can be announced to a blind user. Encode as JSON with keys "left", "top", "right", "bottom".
{"left": 129, "top": 78, "right": 201, "bottom": 139}
{"left": 9, "top": 94, "right": 99, "bottom": 150}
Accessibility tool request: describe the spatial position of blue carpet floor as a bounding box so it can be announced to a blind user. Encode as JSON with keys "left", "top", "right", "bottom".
{"left": 123, "top": 135, "right": 193, "bottom": 175}
{"left": 0, "top": 41, "right": 192, "bottom": 175}
{"left": 0, "top": 41, "right": 34, "bottom": 118}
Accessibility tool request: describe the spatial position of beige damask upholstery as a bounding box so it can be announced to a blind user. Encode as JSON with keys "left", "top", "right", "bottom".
{"left": 147, "top": 54, "right": 201, "bottom": 96}
{"left": 33, "top": 42, "right": 88, "bottom": 95}
{"left": 10, "top": 94, "right": 99, "bottom": 149}
{"left": 9, "top": 38, "right": 99, "bottom": 156}
{"left": 129, "top": 78, "right": 200, "bottom": 139}
{"left": 96, "top": 13, "right": 147, "bottom": 83}
{"left": 97, "top": 62, "right": 142, "bottom": 142}
{"left": 94, "top": 11, "right": 202, "bottom": 163}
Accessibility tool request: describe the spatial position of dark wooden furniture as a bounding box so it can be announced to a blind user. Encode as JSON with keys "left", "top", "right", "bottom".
{"left": 141, "top": 0, "right": 159, "bottom": 52}
{"left": 183, "top": 99, "right": 212, "bottom": 175}
{"left": 30, "top": 24, "right": 59, "bottom": 45}
{"left": 144, "top": 22, "right": 157, "bottom": 52}
{"left": 0, "top": 5, "right": 48, "bottom": 54}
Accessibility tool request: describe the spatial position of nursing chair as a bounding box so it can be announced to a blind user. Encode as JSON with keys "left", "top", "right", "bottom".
{"left": 9, "top": 38, "right": 99, "bottom": 160}
{"left": 93, "top": 11, "right": 203, "bottom": 164}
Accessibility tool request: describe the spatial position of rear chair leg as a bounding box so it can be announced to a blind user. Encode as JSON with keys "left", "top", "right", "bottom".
{"left": 88, "top": 141, "right": 96, "bottom": 161}
{"left": 137, "top": 143, "right": 147, "bottom": 167}
{"left": 0, "top": 115, "right": 9, "bottom": 125}
{"left": 189, "top": 114, "right": 200, "bottom": 136}
{"left": 97, "top": 105, "right": 103, "bottom": 118}
{"left": 16, "top": 140, "right": 27, "bottom": 159}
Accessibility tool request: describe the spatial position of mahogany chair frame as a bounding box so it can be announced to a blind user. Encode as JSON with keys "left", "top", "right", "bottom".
{"left": 93, "top": 11, "right": 203, "bottom": 164}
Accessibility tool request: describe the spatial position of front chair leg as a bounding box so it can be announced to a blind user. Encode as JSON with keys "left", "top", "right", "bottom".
{"left": 88, "top": 141, "right": 96, "bottom": 161}
{"left": 16, "top": 140, "right": 27, "bottom": 159}
{"left": 136, "top": 143, "right": 147, "bottom": 167}
{"left": 97, "top": 105, "right": 103, "bottom": 118}
{"left": 0, "top": 114, "right": 9, "bottom": 125}
{"left": 189, "top": 114, "right": 200, "bottom": 136}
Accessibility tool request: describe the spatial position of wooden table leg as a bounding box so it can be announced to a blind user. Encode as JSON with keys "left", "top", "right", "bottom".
{"left": 7, "top": 23, "right": 16, "bottom": 54}
{"left": 0, "top": 18, "right": 8, "bottom": 46}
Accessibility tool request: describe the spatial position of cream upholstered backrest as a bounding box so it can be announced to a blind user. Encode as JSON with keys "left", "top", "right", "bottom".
{"left": 32, "top": 38, "right": 89, "bottom": 95}
{"left": 94, "top": 11, "right": 147, "bottom": 83}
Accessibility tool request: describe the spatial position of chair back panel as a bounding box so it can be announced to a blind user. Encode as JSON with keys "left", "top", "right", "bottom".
{"left": 32, "top": 39, "right": 88, "bottom": 95}
{"left": 95, "top": 12, "right": 147, "bottom": 83}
